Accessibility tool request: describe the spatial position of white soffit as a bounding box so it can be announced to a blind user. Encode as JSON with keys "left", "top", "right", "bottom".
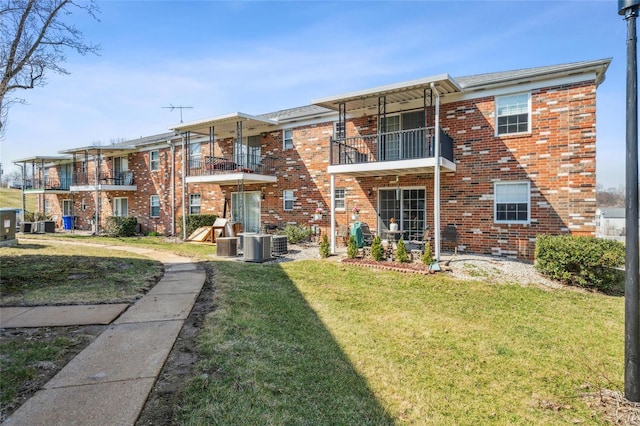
{"left": 170, "top": 112, "right": 279, "bottom": 136}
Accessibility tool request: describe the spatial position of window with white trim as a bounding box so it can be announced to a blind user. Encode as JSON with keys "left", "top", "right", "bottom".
{"left": 333, "top": 121, "right": 345, "bottom": 139}
{"left": 150, "top": 195, "right": 160, "bottom": 218}
{"left": 494, "top": 182, "right": 530, "bottom": 223}
{"left": 189, "top": 194, "right": 201, "bottom": 215}
{"left": 335, "top": 188, "right": 345, "bottom": 210}
{"left": 150, "top": 150, "right": 159, "bottom": 171}
{"left": 283, "top": 129, "right": 294, "bottom": 150}
{"left": 62, "top": 199, "right": 73, "bottom": 216}
{"left": 496, "top": 93, "right": 530, "bottom": 135}
{"left": 283, "top": 190, "right": 294, "bottom": 211}
{"left": 114, "top": 197, "right": 128, "bottom": 217}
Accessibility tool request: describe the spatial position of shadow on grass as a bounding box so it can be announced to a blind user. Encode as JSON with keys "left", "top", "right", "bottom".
{"left": 181, "top": 260, "right": 393, "bottom": 425}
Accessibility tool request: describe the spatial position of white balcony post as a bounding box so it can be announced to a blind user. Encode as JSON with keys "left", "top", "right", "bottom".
{"left": 431, "top": 82, "right": 441, "bottom": 261}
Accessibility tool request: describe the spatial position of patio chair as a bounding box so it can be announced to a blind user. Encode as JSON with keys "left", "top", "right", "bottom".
{"left": 336, "top": 224, "right": 349, "bottom": 247}
{"left": 359, "top": 222, "right": 375, "bottom": 246}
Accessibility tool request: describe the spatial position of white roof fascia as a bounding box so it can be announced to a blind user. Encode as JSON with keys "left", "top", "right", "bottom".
{"left": 312, "top": 73, "right": 463, "bottom": 110}
{"left": 169, "top": 112, "right": 279, "bottom": 134}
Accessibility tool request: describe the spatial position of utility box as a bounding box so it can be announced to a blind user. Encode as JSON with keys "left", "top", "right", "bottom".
{"left": 243, "top": 234, "right": 272, "bottom": 263}
{"left": 0, "top": 208, "right": 17, "bottom": 247}
{"left": 216, "top": 237, "right": 238, "bottom": 257}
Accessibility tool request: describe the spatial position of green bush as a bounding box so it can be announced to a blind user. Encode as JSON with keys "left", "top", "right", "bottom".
{"left": 395, "top": 239, "right": 409, "bottom": 263}
{"left": 371, "top": 236, "right": 385, "bottom": 261}
{"left": 319, "top": 234, "right": 330, "bottom": 258}
{"left": 421, "top": 244, "right": 434, "bottom": 266}
{"left": 104, "top": 216, "right": 138, "bottom": 237}
{"left": 178, "top": 214, "right": 217, "bottom": 237}
{"left": 535, "top": 234, "right": 625, "bottom": 292}
{"left": 347, "top": 235, "right": 359, "bottom": 259}
{"left": 283, "top": 224, "right": 313, "bottom": 244}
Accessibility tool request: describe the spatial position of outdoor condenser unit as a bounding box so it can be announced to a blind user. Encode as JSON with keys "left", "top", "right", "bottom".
{"left": 243, "top": 234, "right": 272, "bottom": 263}
{"left": 271, "top": 235, "right": 288, "bottom": 256}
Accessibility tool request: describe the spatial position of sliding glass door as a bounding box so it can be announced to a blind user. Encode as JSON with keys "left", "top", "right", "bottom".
{"left": 378, "top": 188, "right": 426, "bottom": 240}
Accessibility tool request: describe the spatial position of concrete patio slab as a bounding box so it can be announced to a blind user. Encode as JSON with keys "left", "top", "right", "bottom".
{"left": 0, "top": 304, "right": 129, "bottom": 328}
{"left": 46, "top": 320, "right": 183, "bottom": 388}
{"left": 3, "top": 378, "right": 155, "bottom": 426}
{"left": 114, "top": 293, "right": 199, "bottom": 323}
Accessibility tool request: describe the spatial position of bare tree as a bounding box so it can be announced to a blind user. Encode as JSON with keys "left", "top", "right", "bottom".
{"left": 0, "top": 0, "right": 100, "bottom": 134}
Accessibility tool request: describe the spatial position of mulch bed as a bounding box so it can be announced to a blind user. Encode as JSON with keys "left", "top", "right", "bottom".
{"left": 341, "top": 258, "right": 436, "bottom": 275}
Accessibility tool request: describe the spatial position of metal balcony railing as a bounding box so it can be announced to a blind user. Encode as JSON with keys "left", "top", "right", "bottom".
{"left": 73, "top": 171, "right": 135, "bottom": 186}
{"left": 330, "top": 127, "right": 454, "bottom": 166}
{"left": 188, "top": 154, "right": 276, "bottom": 177}
{"left": 29, "top": 177, "right": 71, "bottom": 191}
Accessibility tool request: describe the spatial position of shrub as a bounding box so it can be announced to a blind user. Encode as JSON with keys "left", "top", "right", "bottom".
{"left": 104, "top": 216, "right": 138, "bottom": 237}
{"left": 178, "top": 214, "right": 217, "bottom": 237}
{"left": 371, "top": 236, "right": 385, "bottom": 261}
{"left": 283, "top": 224, "right": 313, "bottom": 244}
{"left": 147, "top": 231, "right": 160, "bottom": 237}
{"left": 347, "top": 235, "right": 359, "bottom": 259}
{"left": 535, "top": 234, "right": 625, "bottom": 292}
{"left": 319, "top": 234, "right": 330, "bottom": 258}
{"left": 421, "top": 244, "right": 434, "bottom": 266}
{"left": 395, "top": 239, "right": 410, "bottom": 263}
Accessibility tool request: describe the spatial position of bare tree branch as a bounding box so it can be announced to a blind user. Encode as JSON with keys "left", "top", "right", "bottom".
{"left": 0, "top": 0, "right": 100, "bottom": 135}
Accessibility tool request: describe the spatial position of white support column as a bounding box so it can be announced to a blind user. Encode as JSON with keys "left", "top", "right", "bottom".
{"left": 431, "top": 82, "right": 441, "bottom": 261}
{"left": 330, "top": 173, "right": 336, "bottom": 254}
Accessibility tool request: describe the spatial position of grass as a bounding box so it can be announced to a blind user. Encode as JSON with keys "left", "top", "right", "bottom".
{"left": 0, "top": 241, "right": 164, "bottom": 305}
{"left": 0, "top": 337, "right": 74, "bottom": 406}
{"left": 181, "top": 259, "right": 624, "bottom": 425}
{"left": 0, "top": 188, "right": 36, "bottom": 212}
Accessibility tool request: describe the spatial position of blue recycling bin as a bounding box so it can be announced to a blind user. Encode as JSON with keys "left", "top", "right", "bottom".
{"left": 62, "top": 215, "right": 75, "bottom": 230}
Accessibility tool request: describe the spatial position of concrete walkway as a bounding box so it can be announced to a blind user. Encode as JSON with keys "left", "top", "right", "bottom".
{"left": 2, "top": 243, "right": 207, "bottom": 426}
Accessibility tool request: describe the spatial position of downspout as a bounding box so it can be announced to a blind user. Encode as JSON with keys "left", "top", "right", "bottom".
{"left": 430, "top": 82, "right": 441, "bottom": 261}
{"left": 168, "top": 139, "right": 176, "bottom": 238}
{"left": 181, "top": 133, "right": 187, "bottom": 240}
{"left": 330, "top": 173, "right": 336, "bottom": 254}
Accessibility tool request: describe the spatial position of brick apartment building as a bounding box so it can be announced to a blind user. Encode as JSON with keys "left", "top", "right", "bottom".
{"left": 14, "top": 58, "right": 610, "bottom": 260}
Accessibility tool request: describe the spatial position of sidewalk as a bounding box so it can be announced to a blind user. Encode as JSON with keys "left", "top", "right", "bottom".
{"left": 1, "top": 243, "right": 206, "bottom": 426}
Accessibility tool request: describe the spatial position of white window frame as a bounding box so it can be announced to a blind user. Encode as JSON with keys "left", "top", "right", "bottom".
{"left": 150, "top": 195, "right": 160, "bottom": 218}
{"left": 62, "top": 199, "right": 73, "bottom": 216}
{"left": 333, "top": 121, "right": 345, "bottom": 139}
{"left": 150, "top": 150, "right": 159, "bottom": 171}
{"left": 189, "top": 194, "right": 201, "bottom": 215}
{"left": 283, "top": 129, "right": 294, "bottom": 150}
{"left": 495, "top": 92, "right": 531, "bottom": 136}
{"left": 283, "top": 190, "right": 294, "bottom": 211}
{"left": 113, "top": 197, "right": 129, "bottom": 217}
{"left": 494, "top": 181, "right": 531, "bottom": 224}
{"left": 335, "top": 188, "right": 345, "bottom": 211}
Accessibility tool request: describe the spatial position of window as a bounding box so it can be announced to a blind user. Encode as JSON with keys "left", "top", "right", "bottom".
{"left": 494, "top": 182, "right": 530, "bottom": 223}
{"left": 283, "top": 129, "right": 294, "bottom": 150}
{"left": 189, "top": 194, "right": 201, "bottom": 215}
{"left": 335, "top": 188, "right": 345, "bottom": 210}
{"left": 496, "top": 93, "right": 530, "bottom": 135}
{"left": 150, "top": 150, "right": 159, "bottom": 171}
{"left": 150, "top": 195, "right": 160, "bottom": 217}
{"left": 234, "top": 136, "right": 261, "bottom": 168}
{"left": 62, "top": 199, "right": 73, "bottom": 216}
{"left": 334, "top": 121, "right": 345, "bottom": 139}
{"left": 283, "top": 190, "right": 294, "bottom": 211}
{"left": 189, "top": 142, "right": 201, "bottom": 168}
{"left": 114, "top": 197, "right": 128, "bottom": 217}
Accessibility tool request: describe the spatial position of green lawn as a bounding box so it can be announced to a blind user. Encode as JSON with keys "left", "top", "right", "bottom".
{"left": 181, "top": 260, "right": 623, "bottom": 425}
{"left": 0, "top": 188, "right": 36, "bottom": 212}
{"left": 0, "top": 241, "right": 164, "bottom": 305}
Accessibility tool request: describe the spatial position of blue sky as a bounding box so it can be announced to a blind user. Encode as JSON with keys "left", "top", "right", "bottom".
{"left": 0, "top": 1, "right": 628, "bottom": 188}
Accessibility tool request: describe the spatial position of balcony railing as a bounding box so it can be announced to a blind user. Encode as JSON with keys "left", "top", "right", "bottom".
{"left": 28, "top": 177, "right": 71, "bottom": 191}
{"left": 188, "top": 154, "right": 276, "bottom": 177}
{"left": 330, "top": 127, "right": 454, "bottom": 166}
{"left": 73, "top": 171, "right": 135, "bottom": 186}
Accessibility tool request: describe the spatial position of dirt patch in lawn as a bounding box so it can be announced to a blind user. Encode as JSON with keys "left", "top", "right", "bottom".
{"left": 0, "top": 325, "right": 106, "bottom": 422}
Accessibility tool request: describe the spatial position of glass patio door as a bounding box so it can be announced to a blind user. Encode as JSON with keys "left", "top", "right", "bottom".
{"left": 234, "top": 135, "right": 261, "bottom": 169}
{"left": 378, "top": 188, "right": 426, "bottom": 240}
{"left": 232, "top": 191, "right": 261, "bottom": 233}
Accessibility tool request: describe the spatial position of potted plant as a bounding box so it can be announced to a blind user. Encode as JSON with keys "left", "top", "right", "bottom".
{"left": 313, "top": 207, "right": 323, "bottom": 221}
{"left": 351, "top": 206, "right": 360, "bottom": 220}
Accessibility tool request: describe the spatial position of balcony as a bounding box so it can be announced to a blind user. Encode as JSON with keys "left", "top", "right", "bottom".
{"left": 70, "top": 171, "right": 136, "bottom": 192}
{"left": 329, "top": 127, "right": 455, "bottom": 177}
{"left": 186, "top": 154, "right": 277, "bottom": 185}
{"left": 24, "top": 177, "right": 71, "bottom": 193}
